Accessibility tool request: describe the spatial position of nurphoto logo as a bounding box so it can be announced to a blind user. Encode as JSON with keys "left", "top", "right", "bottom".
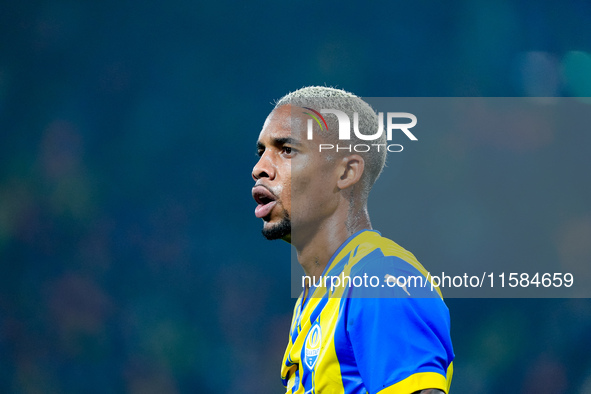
{"left": 304, "top": 109, "right": 418, "bottom": 153}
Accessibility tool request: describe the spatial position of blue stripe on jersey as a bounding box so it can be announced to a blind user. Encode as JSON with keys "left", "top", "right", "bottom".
{"left": 334, "top": 295, "right": 367, "bottom": 394}
{"left": 300, "top": 345, "right": 313, "bottom": 392}
{"left": 290, "top": 297, "right": 304, "bottom": 344}
{"left": 285, "top": 353, "right": 293, "bottom": 367}
{"left": 294, "top": 367, "right": 300, "bottom": 392}
{"left": 309, "top": 296, "right": 328, "bottom": 326}
{"left": 290, "top": 327, "right": 298, "bottom": 350}
{"left": 322, "top": 230, "right": 380, "bottom": 277}
{"left": 326, "top": 250, "right": 351, "bottom": 278}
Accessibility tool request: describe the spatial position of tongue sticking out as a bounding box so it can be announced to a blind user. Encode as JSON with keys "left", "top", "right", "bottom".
{"left": 255, "top": 200, "right": 277, "bottom": 218}
{"left": 252, "top": 186, "right": 277, "bottom": 219}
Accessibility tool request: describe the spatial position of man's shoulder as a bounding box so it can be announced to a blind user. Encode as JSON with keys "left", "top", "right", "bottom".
{"left": 344, "top": 231, "right": 442, "bottom": 299}
{"left": 350, "top": 231, "right": 427, "bottom": 274}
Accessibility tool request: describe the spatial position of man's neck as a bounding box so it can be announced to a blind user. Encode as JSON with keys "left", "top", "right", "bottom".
{"left": 294, "top": 207, "right": 371, "bottom": 282}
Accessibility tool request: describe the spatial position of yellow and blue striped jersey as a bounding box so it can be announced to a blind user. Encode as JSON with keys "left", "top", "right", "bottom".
{"left": 281, "top": 230, "right": 454, "bottom": 393}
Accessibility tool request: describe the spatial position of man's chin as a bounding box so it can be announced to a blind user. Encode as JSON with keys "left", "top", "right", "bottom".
{"left": 261, "top": 218, "right": 291, "bottom": 241}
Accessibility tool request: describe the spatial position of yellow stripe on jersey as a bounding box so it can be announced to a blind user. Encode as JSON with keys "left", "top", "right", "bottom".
{"left": 376, "top": 371, "right": 448, "bottom": 394}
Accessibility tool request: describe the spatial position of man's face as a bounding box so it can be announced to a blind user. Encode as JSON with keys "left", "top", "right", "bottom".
{"left": 252, "top": 105, "right": 339, "bottom": 242}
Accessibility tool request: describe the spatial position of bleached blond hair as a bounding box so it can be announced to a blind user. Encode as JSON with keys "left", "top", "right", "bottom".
{"left": 274, "top": 86, "right": 387, "bottom": 200}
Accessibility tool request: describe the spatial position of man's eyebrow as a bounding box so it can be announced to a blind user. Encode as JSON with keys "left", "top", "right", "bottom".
{"left": 257, "top": 137, "right": 302, "bottom": 151}
{"left": 272, "top": 137, "right": 302, "bottom": 146}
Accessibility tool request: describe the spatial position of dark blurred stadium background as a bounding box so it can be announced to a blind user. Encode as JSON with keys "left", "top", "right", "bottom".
{"left": 1, "top": 1, "right": 591, "bottom": 393}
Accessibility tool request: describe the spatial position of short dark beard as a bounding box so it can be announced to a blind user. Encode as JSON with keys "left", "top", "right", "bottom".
{"left": 262, "top": 212, "right": 291, "bottom": 240}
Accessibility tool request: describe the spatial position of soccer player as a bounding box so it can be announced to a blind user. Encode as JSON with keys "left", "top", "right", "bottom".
{"left": 252, "top": 87, "right": 454, "bottom": 393}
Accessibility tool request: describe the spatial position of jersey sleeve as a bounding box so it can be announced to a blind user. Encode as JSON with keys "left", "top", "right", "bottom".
{"left": 345, "top": 258, "right": 454, "bottom": 393}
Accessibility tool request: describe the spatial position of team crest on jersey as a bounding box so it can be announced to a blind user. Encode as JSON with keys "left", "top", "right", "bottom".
{"left": 304, "top": 322, "right": 322, "bottom": 370}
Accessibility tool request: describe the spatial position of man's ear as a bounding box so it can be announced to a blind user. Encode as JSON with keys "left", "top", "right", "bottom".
{"left": 336, "top": 154, "right": 365, "bottom": 190}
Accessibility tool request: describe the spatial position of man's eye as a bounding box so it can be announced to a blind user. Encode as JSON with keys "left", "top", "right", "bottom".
{"left": 256, "top": 150, "right": 264, "bottom": 157}
{"left": 283, "top": 147, "right": 293, "bottom": 154}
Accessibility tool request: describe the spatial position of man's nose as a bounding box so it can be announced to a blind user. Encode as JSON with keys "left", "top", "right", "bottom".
{"left": 252, "top": 153, "right": 275, "bottom": 181}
